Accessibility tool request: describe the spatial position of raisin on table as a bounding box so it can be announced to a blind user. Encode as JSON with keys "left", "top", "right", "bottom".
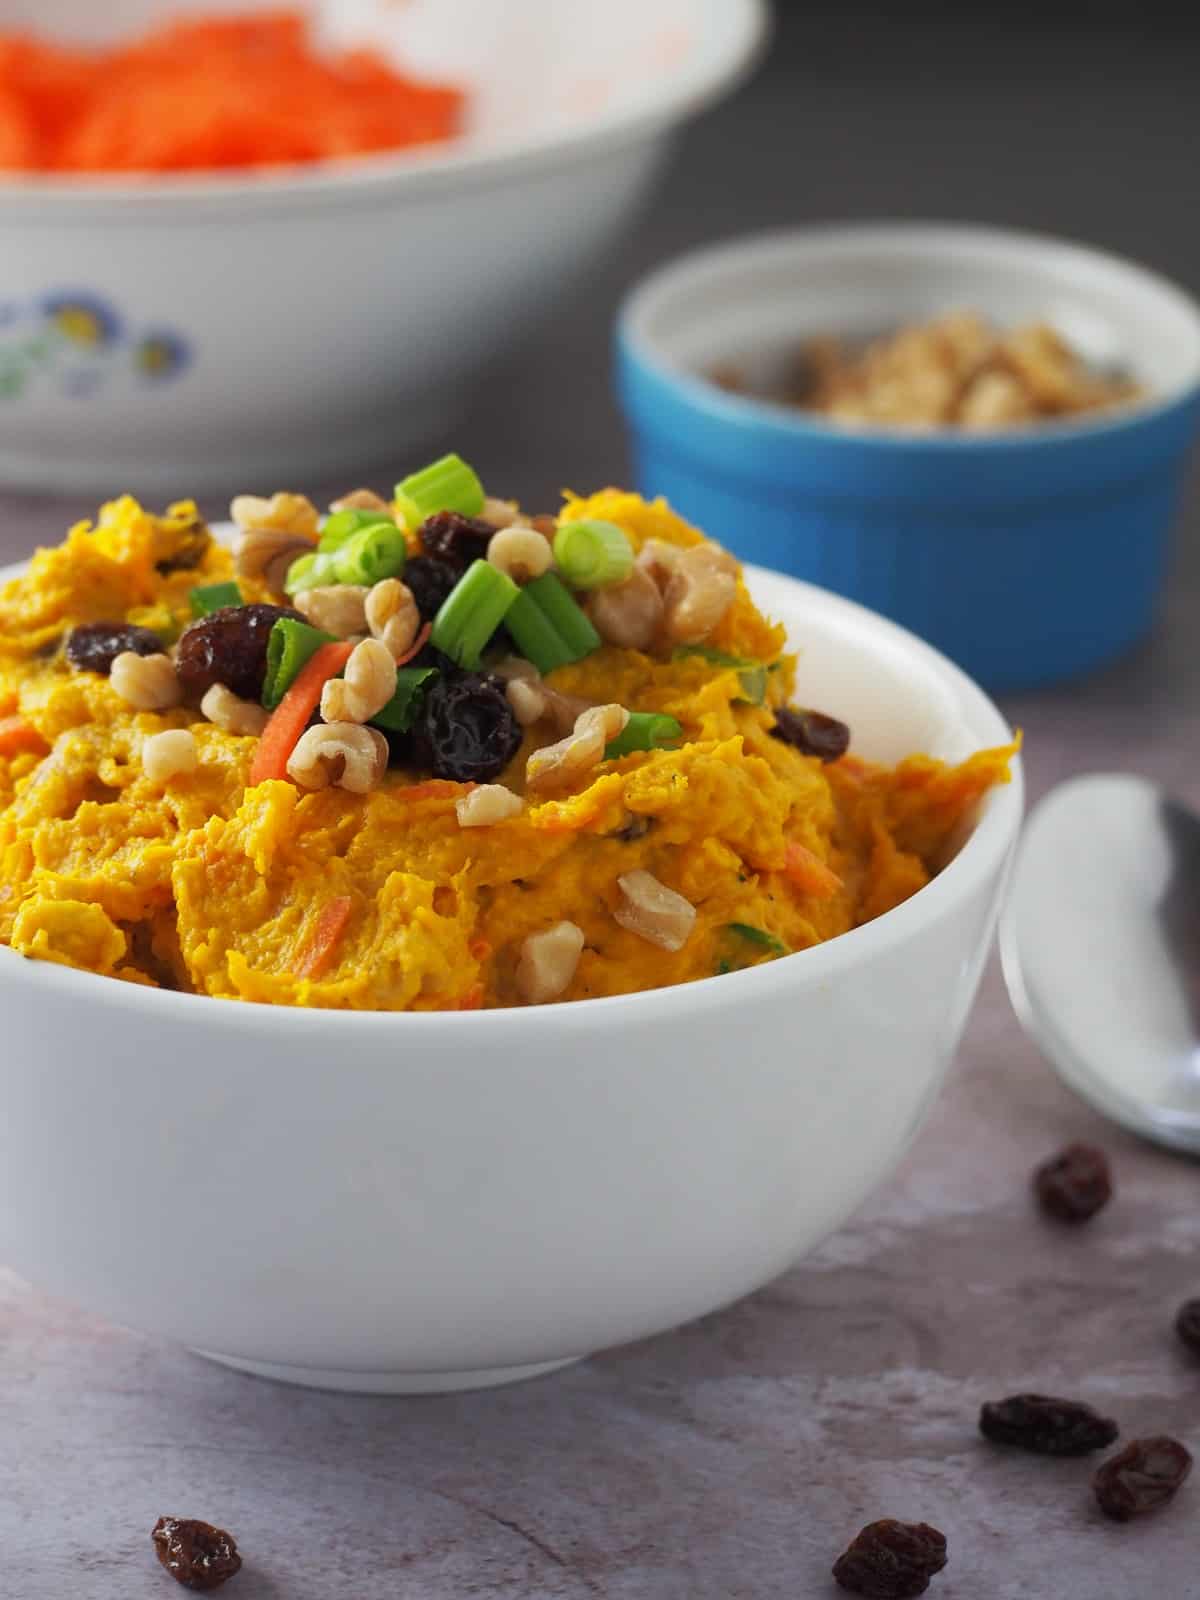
{"left": 175, "top": 603, "right": 301, "bottom": 702}
{"left": 1093, "top": 1436, "right": 1192, "bottom": 1521}
{"left": 832, "top": 1519, "right": 948, "bottom": 1598}
{"left": 1033, "top": 1142, "right": 1112, "bottom": 1222}
{"left": 1174, "top": 1298, "right": 1200, "bottom": 1355}
{"left": 979, "top": 1393, "right": 1118, "bottom": 1455}
{"left": 770, "top": 706, "right": 851, "bottom": 762}
{"left": 152, "top": 1516, "right": 242, "bottom": 1591}
{"left": 66, "top": 621, "right": 163, "bottom": 676}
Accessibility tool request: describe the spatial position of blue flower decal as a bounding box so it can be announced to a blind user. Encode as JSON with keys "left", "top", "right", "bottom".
{"left": 40, "top": 292, "right": 123, "bottom": 349}
{"left": 134, "top": 330, "right": 191, "bottom": 382}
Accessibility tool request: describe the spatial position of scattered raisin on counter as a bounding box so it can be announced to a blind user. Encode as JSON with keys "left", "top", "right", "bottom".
{"left": 175, "top": 603, "right": 302, "bottom": 702}
{"left": 65, "top": 621, "right": 163, "bottom": 676}
{"left": 1174, "top": 1298, "right": 1200, "bottom": 1356}
{"left": 152, "top": 1516, "right": 242, "bottom": 1591}
{"left": 412, "top": 672, "right": 522, "bottom": 783}
{"left": 418, "top": 510, "right": 495, "bottom": 574}
{"left": 979, "top": 1393, "right": 1119, "bottom": 1455}
{"left": 1092, "top": 1436, "right": 1193, "bottom": 1521}
{"left": 1033, "top": 1142, "right": 1112, "bottom": 1222}
{"left": 832, "top": 1519, "right": 948, "bottom": 1598}
{"left": 403, "top": 555, "right": 461, "bottom": 622}
{"left": 770, "top": 707, "right": 851, "bottom": 763}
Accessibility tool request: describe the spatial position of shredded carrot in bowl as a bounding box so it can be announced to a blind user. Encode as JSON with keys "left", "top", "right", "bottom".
{"left": 0, "top": 11, "right": 464, "bottom": 175}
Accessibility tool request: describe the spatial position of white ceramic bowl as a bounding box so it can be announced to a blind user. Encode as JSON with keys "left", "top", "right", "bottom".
{"left": 0, "top": 0, "right": 766, "bottom": 493}
{"left": 0, "top": 564, "right": 1021, "bottom": 1393}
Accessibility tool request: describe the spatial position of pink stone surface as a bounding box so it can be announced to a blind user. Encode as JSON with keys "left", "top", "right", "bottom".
{"left": 3, "top": 470, "right": 1199, "bottom": 1598}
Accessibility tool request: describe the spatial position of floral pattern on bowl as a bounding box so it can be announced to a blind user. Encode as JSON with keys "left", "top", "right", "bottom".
{"left": 0, "top": 292, "right": 191, "bottom": 401}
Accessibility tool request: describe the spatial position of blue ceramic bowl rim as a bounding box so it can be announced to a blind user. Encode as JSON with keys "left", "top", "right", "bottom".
{"left": 617, "top": 221, "right": 1200, "bottom": 456}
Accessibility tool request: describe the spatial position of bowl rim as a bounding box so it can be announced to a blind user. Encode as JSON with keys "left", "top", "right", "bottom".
{"left": 0, "top": 0, "right": 769, "bottom": 218}
{"left": 0, "top": 556, "right": 1023, "bottom": 1031}
{"left": 617, "top": 220, "right": 1200, "bottom": 449}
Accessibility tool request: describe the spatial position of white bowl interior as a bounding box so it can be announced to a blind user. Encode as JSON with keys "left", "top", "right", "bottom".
{"left": 2, "top": 0, "right": 754, "bottom": 166}
{"left": 626, "top": 224, "right": 1200, "bottom": 404}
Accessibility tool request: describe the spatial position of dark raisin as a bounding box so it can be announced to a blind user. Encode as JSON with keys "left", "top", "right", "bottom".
{"left": 1093, "top": 1436, "right": 1193, "bottom": 1521}
{"left": 832, "top": 1520, "right": 948, "bottom": 1598}
{"left": 152, "top": 1516, "right": 242, "bottom": 1591}
{"left": 403, "top": 556, "right": 461, "bottom": 622}
{"left": 1033, "top": 1142, "right": 1112, "bottom": 1222}
{"left": 65, "top": 621, "right": 163, "bottom": 676}
{"left": 156, "top": 519, "right": 212, "bottom": 575}
{"left": 412, "top": 672, "right": 522, "bottom": 783}
{"left": 1175, "top": 1298, "right": 1200, "bottom": 1355}
{"left": 770, "top": 706, "right": 851, "bottom": 762}
{"left": 418, "top": 510, "right": 495, "bottom": 574}
{"left": 979, "top": 1393, "right": 1118, "bottom": 1455}
{"left": 175, "top": 603, "right": 301, "bottom": 702}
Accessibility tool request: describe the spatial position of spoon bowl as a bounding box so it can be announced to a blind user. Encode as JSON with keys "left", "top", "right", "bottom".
{"left": 1001, "top": 772, "right": 1200, "bottom": 1156}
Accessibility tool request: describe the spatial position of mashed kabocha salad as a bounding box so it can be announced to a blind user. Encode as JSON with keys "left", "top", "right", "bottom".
{"left": 0, "top": 456, "right": 1013, "bottom": 1009}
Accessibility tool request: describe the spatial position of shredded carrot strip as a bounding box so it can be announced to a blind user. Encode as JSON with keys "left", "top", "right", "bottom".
{"left": 396, "top": 778, "right": 470, "bottom": 803}
{"left": 0, "top": 14, "right": 464, "bottom": 174}
{"left": 0, "top": 715, "right": 48, "bottom": 758}
{"left": 394, "top": 621, "right": 431, "bottom": 667}
{"left": 249, "top": 639, "right": 355, "bottom": 787}
{"left": 296, "top": 895, "right": 353, "bottom": 980}
{"left": 784, "top": 841, "right": 844, "bottom": 900}
{"left": 457, "top": 982, "right": 484, "bottom": 1011}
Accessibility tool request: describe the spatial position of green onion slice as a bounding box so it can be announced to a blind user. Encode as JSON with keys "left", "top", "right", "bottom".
{"left": 189, "top": 581, "right": 241, "bottom": 618}
{"left": 552, "top": 519, "right": 634, "bottom": 590}
{"left": 395, "top": 452, "right": 485, "bottom": 523}
{"left": 726, "top": 923, "right": 788, "bottom": 955}
{"left": 262, "top": 617, "right": 337, "bottom": 709}
{"left": 673, "top": 644, "right": 769, "bottom": 705}
{"left": 604, "top": 711, "right": 683, "bottom": 760}
{"left": 370, "top": 667, "right": 439, "bottom": 733}
{"left": 430, "top": 559, "right": 518, "bottom": 670}
{"left": 319, "top": 506, "right": 395, "bottom": 553}
{"left": 503, "top": 572, "right": 601, "bottom": 678}
{"left": 282, "top": 551, "right": 331, "bottom": 596}
{"left": 332, "top": 522, "right": 408, "bottom": 587}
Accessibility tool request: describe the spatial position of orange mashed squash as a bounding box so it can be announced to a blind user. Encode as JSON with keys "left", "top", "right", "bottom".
{"left": 0, "top": 12, "right": 463, "bottom": 174}
{"left": 0, "top": 489, "right": 1013, "bottom": 1009}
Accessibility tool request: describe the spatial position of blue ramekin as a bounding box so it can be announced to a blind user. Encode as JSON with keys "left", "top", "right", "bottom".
{"left": 616, "top": 224, "right": 1200, "bottom": 692}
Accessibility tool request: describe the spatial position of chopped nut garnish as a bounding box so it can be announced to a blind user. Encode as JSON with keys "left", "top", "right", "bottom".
{"left": 614, "top": 869, "right": 696, "bottom": 951}
{"left": 517, "top": 920, "right": 585, "bottom": 1003}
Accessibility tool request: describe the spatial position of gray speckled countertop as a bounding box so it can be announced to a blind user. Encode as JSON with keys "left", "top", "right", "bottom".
{"left": 4, "top": 5, "right": 1200, "bottom": 1596}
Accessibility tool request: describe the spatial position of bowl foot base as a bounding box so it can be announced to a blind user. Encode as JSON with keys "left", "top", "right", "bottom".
{"left": 193, "top": 1349, "right": 581, "bottom": 1395}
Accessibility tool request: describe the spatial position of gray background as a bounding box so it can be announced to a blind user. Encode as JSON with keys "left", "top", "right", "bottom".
{"left": 4, "top": 6, "right": 1200, "bottom": 1596}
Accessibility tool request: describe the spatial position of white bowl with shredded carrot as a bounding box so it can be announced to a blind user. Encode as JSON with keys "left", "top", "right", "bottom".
{"left": 0, "top": 450, "right": 1022, "bottom": 1393}
{"left": 0, "top": 0, "right": 766, "bottom": 492}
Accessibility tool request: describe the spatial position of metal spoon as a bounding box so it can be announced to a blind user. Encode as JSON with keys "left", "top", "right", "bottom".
{"left": 1000, "top": 773, "right": 1200, "bottom": 1156}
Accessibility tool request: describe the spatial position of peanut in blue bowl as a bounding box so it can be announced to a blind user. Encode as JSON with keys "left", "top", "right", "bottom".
{"left": 616, "top": 224, "right": 1200, "bottom": 692}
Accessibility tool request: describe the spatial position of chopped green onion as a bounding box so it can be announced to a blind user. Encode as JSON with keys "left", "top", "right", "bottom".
{"left": 262, "top": 617, "right": 336, "bottom": 709}
{"left": 505, "top": 573, "right": 601, "bottom": 674}
{"left": 726, "top": 922, "right": 788, "bottom": 955}
{"left": 283, "top": 551, "right": 328, "bottom": 596}
{"left": 396, "top": 452, "right": 485, "bottom": 523}
{"left": 370, "top": 667, "right": 439, "bottom": 733}
{"left": 431, "top": 559, "right": 518, "bottom": 670}
{"left": 604, "top": 712, "right": 683, "bottom": 759}
{"left": 552, "top": 519, "right": 634, "bottom": 590}
{"left": 319, "top": 506, "right": 394, "bottom": 553}
{"left": 673, "top": 645, "right": 769, "bottom": 705}
{"left": 717, "top": 959, "right": 733, "bottom": 976}
{"left": 392, "top": 490, "right": 422, "bottom": 531}
{"left": 332, "top": 522, "right": 408, "bottom": 587}
{"left": 189, "top": 581, "right": 241, "bottom": 618}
